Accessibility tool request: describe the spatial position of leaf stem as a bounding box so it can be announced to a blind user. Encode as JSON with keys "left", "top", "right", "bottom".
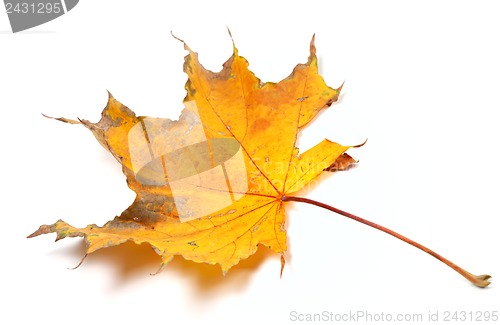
{"left": 282, "top": 195, "right": 491, "bottom": 288}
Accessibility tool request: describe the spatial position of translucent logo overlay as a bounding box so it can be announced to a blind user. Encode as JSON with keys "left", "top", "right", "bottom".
{"left": 127, "top": 102, "right": 248, "bottom": 222}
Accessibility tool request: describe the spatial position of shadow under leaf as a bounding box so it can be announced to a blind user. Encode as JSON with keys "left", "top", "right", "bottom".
{"left": 56, "top": 238, "right": 279, "bottom": 295}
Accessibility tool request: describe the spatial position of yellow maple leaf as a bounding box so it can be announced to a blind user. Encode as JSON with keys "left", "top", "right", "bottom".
{"left": 29, "top": 35, "right": 352, "bottom": 274}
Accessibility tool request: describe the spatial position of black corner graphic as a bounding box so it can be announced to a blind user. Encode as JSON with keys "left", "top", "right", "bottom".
{"left": 4, "top": 0, "right": 79, "bottom": 33}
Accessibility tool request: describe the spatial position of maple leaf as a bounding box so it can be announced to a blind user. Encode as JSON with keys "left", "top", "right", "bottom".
{"left": 30, "top": 34, "right": 491, "bottom": 287}
{"left": 29, "top": 35, "right": 352, "bottom": 273}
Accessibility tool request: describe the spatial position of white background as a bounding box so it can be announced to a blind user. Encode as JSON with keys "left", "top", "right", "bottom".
{"left": 1, "top": 1, "right": 500, "bottom": 324}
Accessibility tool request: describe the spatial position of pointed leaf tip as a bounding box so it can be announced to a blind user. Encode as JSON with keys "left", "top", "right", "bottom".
{"left": 68, "top": 254, "right": 87, "bottom": 270}
{"left": 226, "top": 27, "right": 237, "bottom": 53}
{"left": 310, "top": 34, "right": 317, "bottom": 57}
{"left": 42, "top": 113, "right": 80, "bottom": 125}
{"left": 280, "top": 254, "right": 286, "bottom": 278}
{"left": 27, "top": 224, "right": 54, "bottom": 238}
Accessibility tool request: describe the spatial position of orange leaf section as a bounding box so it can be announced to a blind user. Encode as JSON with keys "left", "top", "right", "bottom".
{"left": 29, "top": 35, "right": 355, "bottom": 273}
